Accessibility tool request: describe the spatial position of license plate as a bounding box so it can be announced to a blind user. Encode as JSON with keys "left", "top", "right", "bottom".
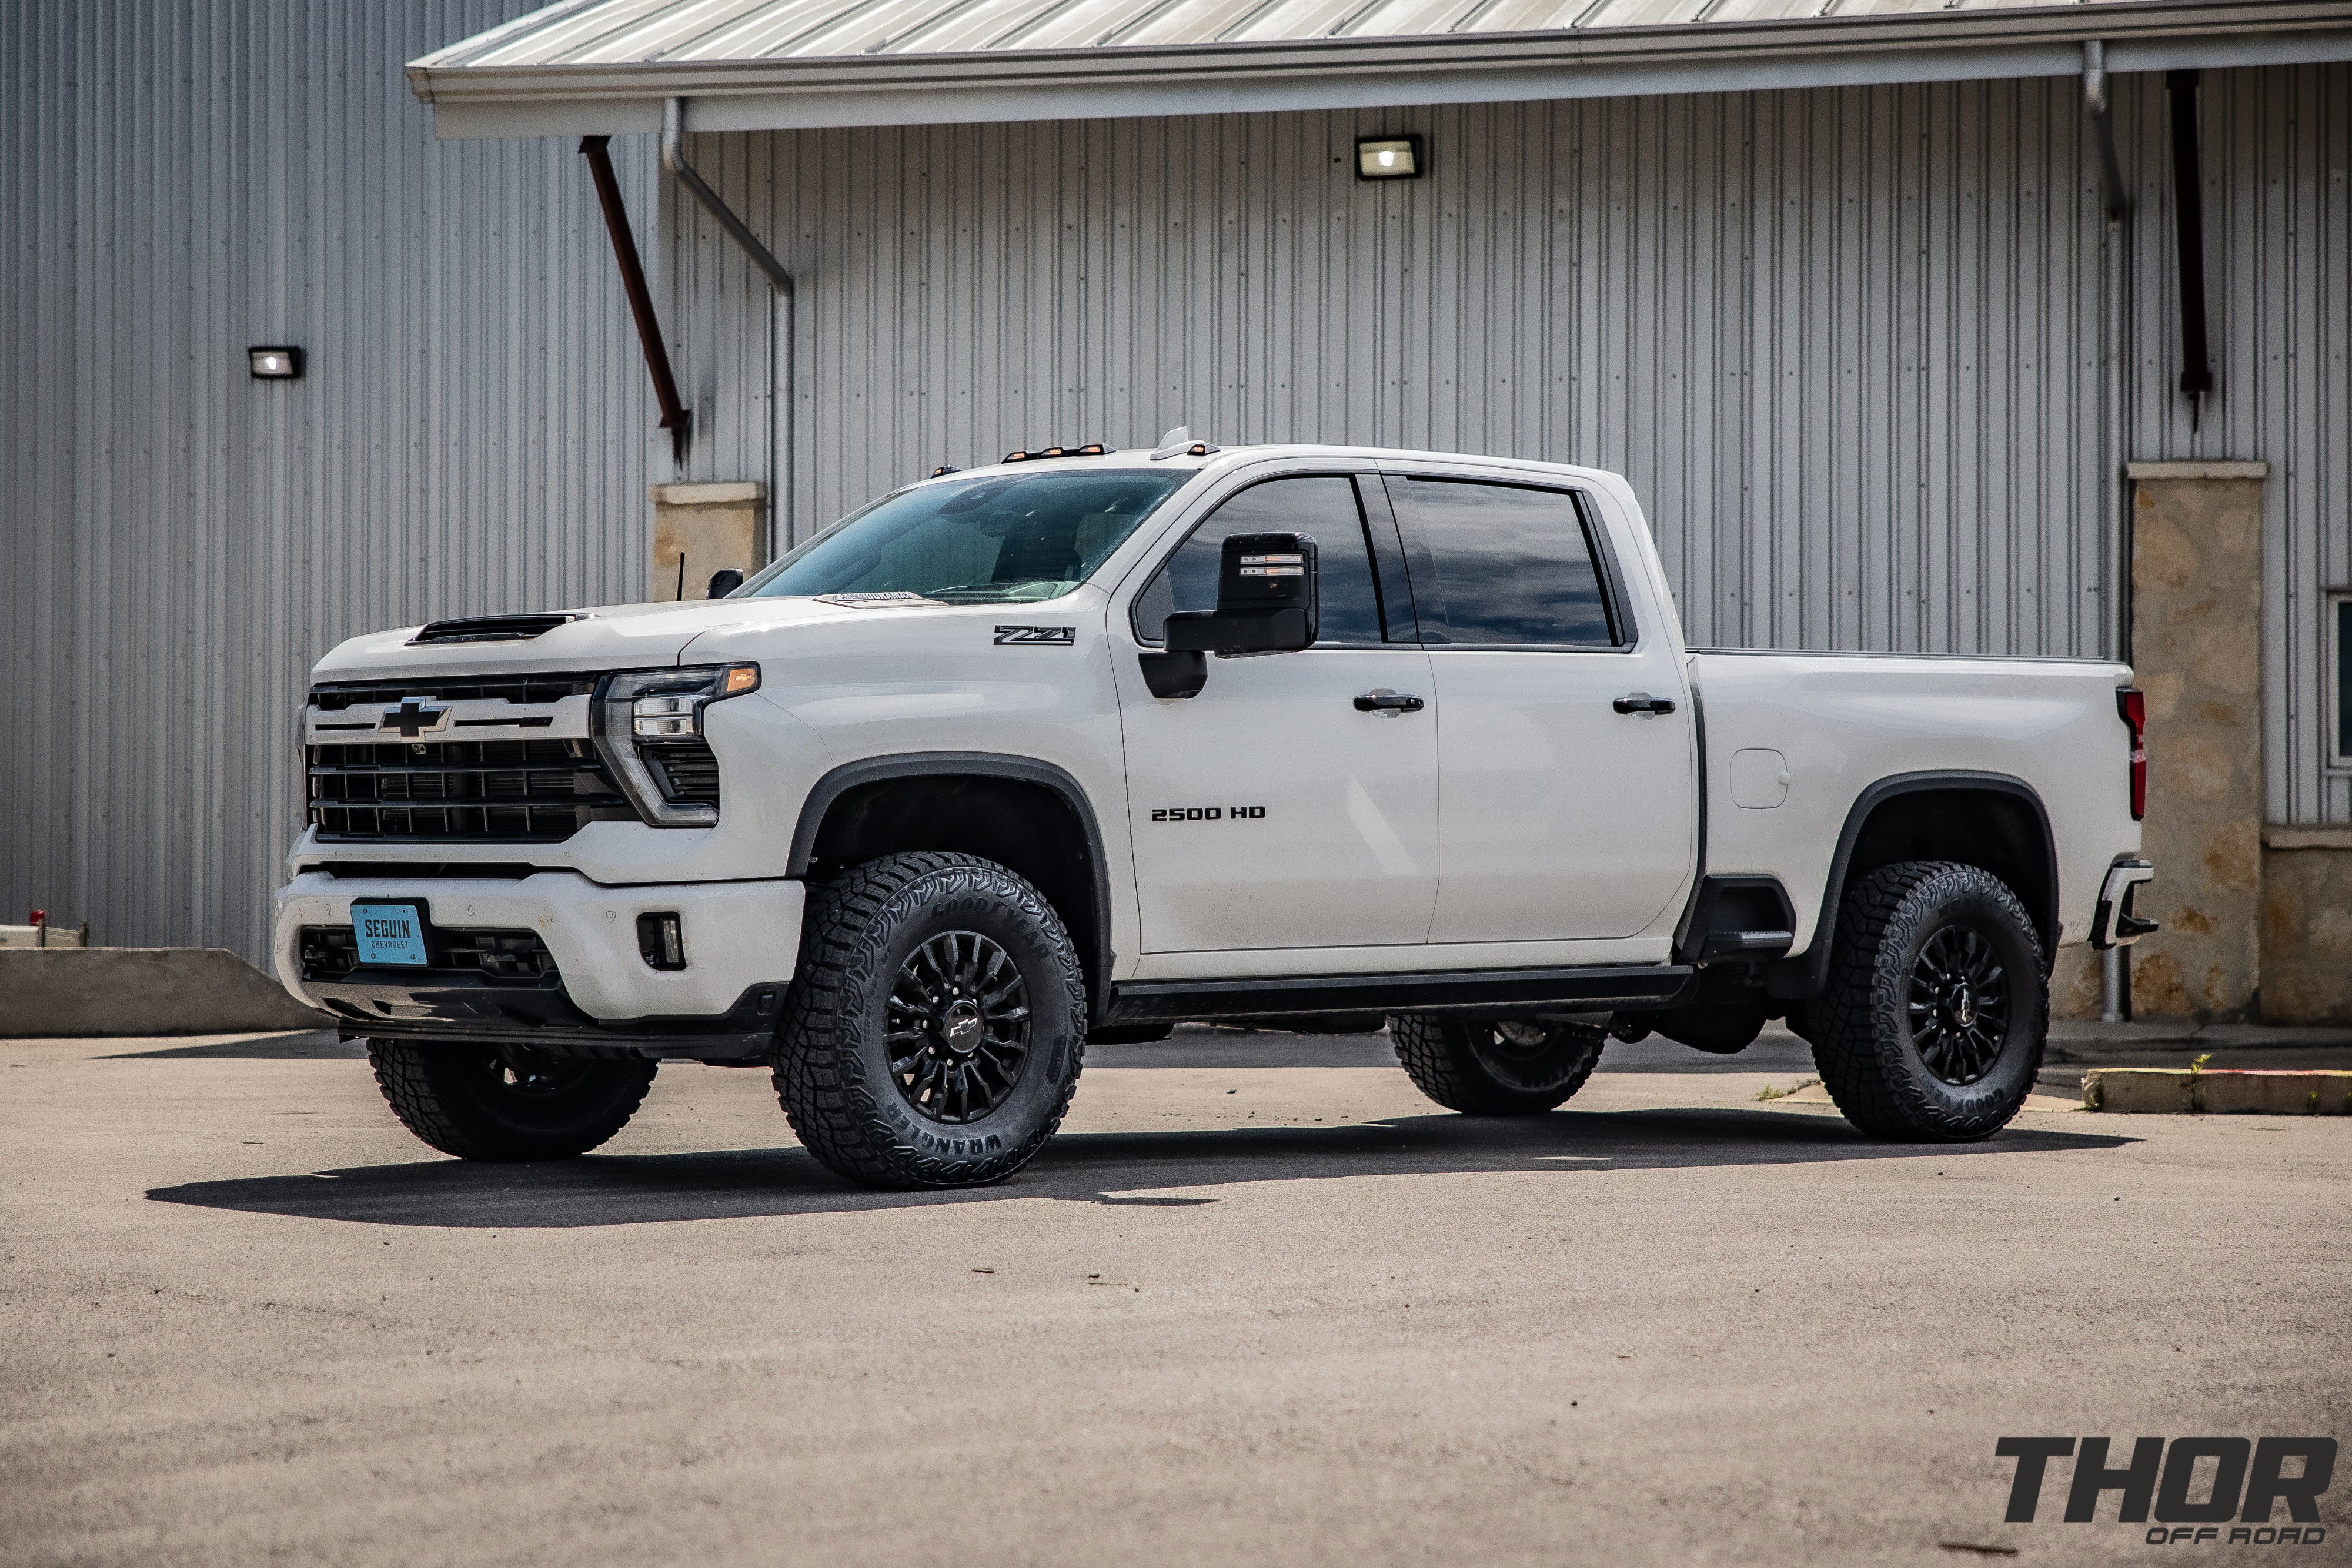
{"left": 350, "top": 902, "right": 429, "bottom": 967}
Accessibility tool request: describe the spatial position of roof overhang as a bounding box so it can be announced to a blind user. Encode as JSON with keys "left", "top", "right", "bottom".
{"left": 410, "top": 0, "right": 2352, "bottom": 138}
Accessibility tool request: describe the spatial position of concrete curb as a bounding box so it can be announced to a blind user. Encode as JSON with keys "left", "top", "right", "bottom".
{"left": 2081, "top": 1068, "right": 2352, "bottom": 1115}
{"left": 0, "top": 948, "right": 330, "bottom": 1037}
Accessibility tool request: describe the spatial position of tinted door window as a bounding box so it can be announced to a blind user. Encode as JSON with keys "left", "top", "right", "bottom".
{"left": 1132, "top": 476, "right": 1388, "bottom": 646}
{"left": 1404, "top": 480, "right": 1616, "bottom": 647}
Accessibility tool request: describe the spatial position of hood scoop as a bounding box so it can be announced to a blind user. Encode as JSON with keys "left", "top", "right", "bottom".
{"left": 408, "top": 613, "right": 592, "bottom": 646}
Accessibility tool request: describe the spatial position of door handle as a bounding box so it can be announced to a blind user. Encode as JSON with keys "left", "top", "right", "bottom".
{"left": 1612, "top": 693, "right": 1677, "bottom": 716}
{"left": 1354, "top": 690, "right": 1425, "bottom": 714}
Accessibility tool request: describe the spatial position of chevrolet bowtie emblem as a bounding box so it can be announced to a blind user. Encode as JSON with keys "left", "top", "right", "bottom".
{"left": 379, "top": 696, "right": 450, "bottom": 738}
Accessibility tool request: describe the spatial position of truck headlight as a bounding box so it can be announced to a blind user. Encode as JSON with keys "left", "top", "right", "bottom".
{"left": 592, "top": 664, "right": 760, "bottom": 828}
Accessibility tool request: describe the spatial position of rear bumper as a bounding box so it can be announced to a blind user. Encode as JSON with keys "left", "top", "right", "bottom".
{"left": 2090, "top": 858, "right": 2158, "bottom": 949}
{"left": 271, "top": 871, "right": 804, "bottom": 1050}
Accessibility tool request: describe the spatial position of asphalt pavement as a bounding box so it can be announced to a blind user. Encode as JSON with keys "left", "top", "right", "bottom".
{"left": 2, "top": 1024, "right": 2345, "bottom": 1566}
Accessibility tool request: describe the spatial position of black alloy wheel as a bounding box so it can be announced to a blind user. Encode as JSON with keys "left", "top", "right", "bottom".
{"left": 1809, "top": 860, "right": 2047, "bottom": 1142}
{"left": 886, "top": 931, "right": 1033, "bottom": 1124}
{"left": 773, "top": 851, "right": 1087, "bottom": 1189}
{"left": 1907, "top": 924, "right": 2010, "bottom": 1086}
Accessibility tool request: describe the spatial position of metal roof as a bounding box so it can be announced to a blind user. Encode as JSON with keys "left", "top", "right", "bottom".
{"left": 409, "top": 0, "right": 2352, "bottom": 133}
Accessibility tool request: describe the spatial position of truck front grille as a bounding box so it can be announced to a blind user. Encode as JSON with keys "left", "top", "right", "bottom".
{"left": 308, "top": 735, "right": 636, "bottom": 842}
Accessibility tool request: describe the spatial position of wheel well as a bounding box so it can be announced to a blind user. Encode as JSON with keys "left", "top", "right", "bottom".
{"left": 1845, "top": 787, "right": 2056, "bottom": 959}
{"left": 800, "top": 772, "right": 1108, "bottom": 1015}
{"left": 1770, "top": 775, "right": 2058, "bottom": 1001}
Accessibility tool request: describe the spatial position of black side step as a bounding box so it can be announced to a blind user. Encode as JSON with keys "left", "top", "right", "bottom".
{"left": 1104, "top": 964, "right": 1695, "bottom": 1024}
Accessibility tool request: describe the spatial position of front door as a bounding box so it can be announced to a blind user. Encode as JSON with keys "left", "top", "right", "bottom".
{"left": 1114, "top": 473, "right": 1439, "bottom": 954}
{"left": 1385, "top": 473, "right": 1698, "bottom": 944}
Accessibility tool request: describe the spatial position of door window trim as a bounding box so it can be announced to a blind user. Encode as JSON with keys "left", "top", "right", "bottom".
{"left": 1382, "top": 473, "right": 1639, "bottom": 653}
{"left": 1128, "top": 471, "right": 1415, "bottom": 650}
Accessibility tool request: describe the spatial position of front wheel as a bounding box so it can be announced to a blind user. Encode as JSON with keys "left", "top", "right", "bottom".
{"left": 1809, "top": 860, "right": 2048, "bottom": 1141}
{"left": 365, "top": 1039, "right": 656, "bottom": 1161}
{"left": 1390, "top": 1015, "right": 1606, "bottom": 1115}
{"left": 773, "top": 852, "right": 1087, "bottom": 1189}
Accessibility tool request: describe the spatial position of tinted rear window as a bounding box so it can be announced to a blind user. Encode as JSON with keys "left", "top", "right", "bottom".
{"left": 1405, "top": 479, "right": 1615, "bottom": 647}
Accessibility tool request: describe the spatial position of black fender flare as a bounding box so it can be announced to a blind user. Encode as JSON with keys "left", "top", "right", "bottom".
{"left": 1766, "top": 770, "right": 2058, "bottom": 1001}
{"left": 787, "top": 751, "right": 1117, "bottom": 1017}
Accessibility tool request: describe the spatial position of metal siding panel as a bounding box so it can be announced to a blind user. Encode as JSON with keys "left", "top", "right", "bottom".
{"left": 2, "top": 0, "right": 657, "bottom": 961}
{"left": 676, "top": 75, "right": 2169, "bottom": 672}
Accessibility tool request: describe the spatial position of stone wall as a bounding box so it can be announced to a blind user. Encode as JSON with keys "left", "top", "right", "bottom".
{"left": 2260, "top": 831, "right": 2352, "bottom": 1024}
{"left": 2122, "top": 462, "right": 2268, "bottom": 1022}
{"left": 650, "top": 481, "right": 769, "bottom": 600}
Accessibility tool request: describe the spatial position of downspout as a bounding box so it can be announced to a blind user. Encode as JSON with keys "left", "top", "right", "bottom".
{"left": 660, "top": 96, "right": 796, "bottom": 550}
{"left": 2165, "top": 69, "right": 2216, "bottom": 432}
{"left": 2082, "top": 41, "right": 2130, "bottom": 221}
{"left": 580, "top": 136, "right": 692, "bottom": 467}
{"left": 2085, "top": 40, "right": 2133, "bottom": 1022}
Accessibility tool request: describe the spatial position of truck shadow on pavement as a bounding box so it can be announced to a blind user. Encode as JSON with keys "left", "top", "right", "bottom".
{"left": 147, "top": 1108, "right": 2135, "bottom": 1229}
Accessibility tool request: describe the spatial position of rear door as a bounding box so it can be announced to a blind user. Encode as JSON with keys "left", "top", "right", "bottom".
{"left": 1112, "top": 472, "right": 1439, "bottom": 954}
{"left": 1384, "top": 472, "right": 1697, "bottom": 944}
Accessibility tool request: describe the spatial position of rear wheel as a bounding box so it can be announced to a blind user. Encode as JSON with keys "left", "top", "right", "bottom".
{"left": 365, "top": 1039, "right": 656, "bottom": 1161}
{"left": 1390, "top": 1015, "right": 1606, "bottom": 1115}
{"left": 1809, "top": 860, "right": 2047, "bottom": 1141}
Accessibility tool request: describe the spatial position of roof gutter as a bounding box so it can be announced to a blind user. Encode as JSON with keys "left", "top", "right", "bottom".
{"left": 408, "top": 0, "right": 2352, "bottom": 137}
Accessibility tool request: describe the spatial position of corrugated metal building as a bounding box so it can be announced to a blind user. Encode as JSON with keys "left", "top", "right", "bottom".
{"left": 2, "top": 1, "right": 657, "bottom": 961}
{"left": 7, "top": 0, "right": 2349, "bottom": 1018}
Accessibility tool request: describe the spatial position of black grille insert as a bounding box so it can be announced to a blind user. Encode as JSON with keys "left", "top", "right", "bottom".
{"left": 299, "top": 925, "right": 557, "bottom": 982}
{"left": 308, "top": 735, "right": 633, "bottom": 843}
{"left": 643, "top": 741, "right": 720, "bottom": 805}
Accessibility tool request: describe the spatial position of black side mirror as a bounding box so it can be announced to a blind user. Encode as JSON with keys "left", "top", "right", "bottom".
{"left": 1141, "top": 532, "right": 1318, "bottom": 699}
{"left": 706, "top": 567, "right": 744, "bottom": 599}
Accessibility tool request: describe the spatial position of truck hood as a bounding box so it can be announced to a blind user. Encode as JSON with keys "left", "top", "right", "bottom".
{"left": 310, "top": 597, "right": 870, "bottom": 683}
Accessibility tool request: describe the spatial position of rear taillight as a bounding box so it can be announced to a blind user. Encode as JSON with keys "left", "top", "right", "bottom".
{"left": 2118, "top": 688, "right": 2147, "bottom": 820}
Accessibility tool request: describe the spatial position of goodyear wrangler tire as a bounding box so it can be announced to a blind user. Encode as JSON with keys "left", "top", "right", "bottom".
{"left": 364, "top": 1039, "right": 656, "bottom": 1161}
{"left": 1809, "top": 860, "right": 2048, "bottom": 1142}
{"left": 773, "top": 852, "right": 1087, "bottom": 1189}
{"left": 1389, "top": 1015, "right": 1607, "bottom": 1115}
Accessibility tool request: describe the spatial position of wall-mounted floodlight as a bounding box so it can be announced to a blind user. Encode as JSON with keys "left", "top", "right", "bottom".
{"left": 248, "top": 347, "right": 303, "bottom": 380}
{"left": 1355, "top": 136, "right": 1423, "bottom": 180}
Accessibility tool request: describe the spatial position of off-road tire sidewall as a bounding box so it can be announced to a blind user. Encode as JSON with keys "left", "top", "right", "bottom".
{"left": 1812, "top": 861, "right": 2049, "bottom": 1141}
{"left": 1389, "top": 1014, "right": 1607, "bottom": 1115}
{"left": 776, "top": 854, "right": 1086, "bottom": 1189}
{"left": 365, "top": 1039, "right": 657, "bottom": 1161}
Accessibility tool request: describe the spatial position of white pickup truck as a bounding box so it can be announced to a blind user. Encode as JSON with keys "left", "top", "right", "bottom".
{"left": 275, "top": 439, "right": 2157, "bottom": 1188}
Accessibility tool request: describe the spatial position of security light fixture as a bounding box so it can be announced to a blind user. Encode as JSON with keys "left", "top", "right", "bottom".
{"left": 1356, "top": 136, "right": 1422, "bottom": 180}
{"left": 248, "top": 346, "right": 303, "bottom": 380}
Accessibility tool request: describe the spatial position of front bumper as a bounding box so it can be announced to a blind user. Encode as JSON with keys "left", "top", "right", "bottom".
{"left": 272, "top": 871, "right": 804, "bottom": 1055}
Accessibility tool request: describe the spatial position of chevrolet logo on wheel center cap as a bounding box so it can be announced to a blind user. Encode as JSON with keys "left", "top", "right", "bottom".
{"left": 379, "top": 696, "right": 450, "bottom": 738}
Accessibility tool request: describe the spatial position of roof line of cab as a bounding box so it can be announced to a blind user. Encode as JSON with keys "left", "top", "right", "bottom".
{"left": 916, "top": 441, "right": 1611, "bottom": 486}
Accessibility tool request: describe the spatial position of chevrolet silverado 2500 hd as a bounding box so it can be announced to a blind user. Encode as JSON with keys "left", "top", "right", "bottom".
{"left": 275, "top": 440, "right": 2157, "bottom": 1188}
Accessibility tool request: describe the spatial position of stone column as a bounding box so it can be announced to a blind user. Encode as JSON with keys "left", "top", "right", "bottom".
{"left": 2122, "top": 460, "right": 2267, "bottom": 1022}
{"left": 649, "top": 481, "right": 769, "bottom": 601}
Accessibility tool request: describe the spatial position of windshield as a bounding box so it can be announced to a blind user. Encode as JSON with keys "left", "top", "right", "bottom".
{"left": 739, "top": 469, "right": 1192, "bottom": 604}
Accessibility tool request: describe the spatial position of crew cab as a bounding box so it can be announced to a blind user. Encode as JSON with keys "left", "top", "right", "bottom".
{"left": 274, "top": 438, "right": 2156, "bottom": 1187}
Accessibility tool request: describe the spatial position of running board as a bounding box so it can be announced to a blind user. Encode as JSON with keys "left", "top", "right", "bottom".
{"left": 1104, "top": 964, "right": 1696, "bottom": 1023}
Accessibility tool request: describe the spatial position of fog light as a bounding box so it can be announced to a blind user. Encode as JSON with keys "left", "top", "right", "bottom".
{"left": 637, "top": 912, "right": 686, "bottom": 970}
{"left": 1355, "top": 136, "right": 1422, "bottom": 180}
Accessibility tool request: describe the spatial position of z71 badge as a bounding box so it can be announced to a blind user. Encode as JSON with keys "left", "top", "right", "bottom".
{"left": 994, "top": 625, "right": 1075, "bottom": 646}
